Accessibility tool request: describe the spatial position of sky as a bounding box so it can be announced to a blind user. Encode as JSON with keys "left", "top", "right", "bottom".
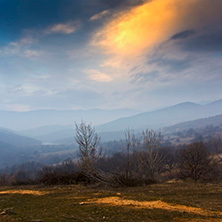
{"left": 0, "top": 0, "right": 222, "bottom": 111}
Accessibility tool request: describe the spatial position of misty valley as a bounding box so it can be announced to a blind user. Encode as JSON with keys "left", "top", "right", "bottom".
{"left": 0, "top": 99, "right": 222, "bottom": 177}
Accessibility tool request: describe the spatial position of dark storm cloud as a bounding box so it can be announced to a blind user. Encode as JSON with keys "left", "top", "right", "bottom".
{"left": 183, "top": 32, "right": 222, "bottom": 52}
{"left": 171, "top": 30, "right": 195, "bottom": 40}
{"left": 149, "top": 58, "right": 191, "bottom": 74}
{"left": 169, "top": 22, "right": 222, "bottom": 53}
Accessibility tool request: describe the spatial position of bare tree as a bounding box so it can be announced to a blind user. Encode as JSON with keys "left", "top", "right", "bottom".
{"left": 179, "top": 142, "right": 213, "bottom": 181}
{"left": 124, "top": 128, "right": 136, "bottom": 178}
{"left": 139, "top": 129, "right": 164, "bottom": 180}
{"left": 74, "top": 121, "right": 101, "bottom": 174}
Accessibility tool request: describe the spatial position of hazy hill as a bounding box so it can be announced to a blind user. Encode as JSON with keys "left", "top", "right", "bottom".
{"left": 205, "top": 99, "right": 222, "bottom": 110}
{"left": 25, "top": 128, "right": 125, "bottom": 144}
{"left": 96, "top": 102, "right": 201, "bottom": 132}
{"left": 96, "top": 100, "right": 222, "bottom": 133}
{"left": 0, "top": 109, "right": 140, "bottom": 131}
{"left": 164, "top": 114, "right": 222, "bottom": 132}
{"left": 21, "top": 125, "right": 73, "bottom": 138}
{"left": 2, "top": 99, "right": 221, "bottom": 144}
{"left": 0, "top": 140, "right": 18, "bottom": 168}
{"left": 35, "top": 128, "right": 74, "bottom": 144}
{"left": 19, "top": 99, "right": 222, "bottom": 144}
{"left": 0, "top": 133, "right": 41, "bottom": 169}
{"left": 36, "top": 129, "right": 125, "bottom": 144}
{"left": 0, "top": 129, "right": 42, "bottom": 147}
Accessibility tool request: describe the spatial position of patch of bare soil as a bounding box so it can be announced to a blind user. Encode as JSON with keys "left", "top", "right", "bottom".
{"left": 0, "top": 190, "right": 48, "bottom": 196}
{"left": 86, "top": 196, "right": 222, "bottom": 217}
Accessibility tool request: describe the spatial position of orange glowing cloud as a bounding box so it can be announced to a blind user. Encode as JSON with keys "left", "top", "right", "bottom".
{"left": 92, "top": 0, "right": 221, "bottom": 57}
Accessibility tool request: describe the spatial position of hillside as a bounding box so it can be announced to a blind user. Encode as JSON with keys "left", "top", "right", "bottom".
{"left": 96, "top": 100, "right": 222, "bottom": 133}
{"left": 0, "top": 129, "right": 42, "bottom": 147}
{"left": 17, "top": 99, "right": 222, "bottom": 144}
{"left": 165, "top": 114, "right": 222, "bottom": 132}
{"left": 0, "top": 130, "right": 42, "bottom": 168}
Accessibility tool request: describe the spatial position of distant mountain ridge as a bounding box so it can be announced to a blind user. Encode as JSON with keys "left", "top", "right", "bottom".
{"left": 164, "top": 114, "right": 222, "bottom": 132}
{"left": 1, "top": 99, "right": 221, "bottom": 144}
{"left": 0, "top": 108, "right": 140, "bottom": 131}
{"left": 96, "top": 99, "right": 222, "bottom": 132}
{"left": 23, "top": 99, "right": 221, "bottom": 144}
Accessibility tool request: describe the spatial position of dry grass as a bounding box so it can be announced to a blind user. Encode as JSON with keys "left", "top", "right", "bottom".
{"left": 0, "top": 190, "right": 49, "bottom": 196}
{"left": 86, "top": 196, "right": 222, "bottom": 217}
{"left": 0, "top": 182, "right": 221, "bottom": 222}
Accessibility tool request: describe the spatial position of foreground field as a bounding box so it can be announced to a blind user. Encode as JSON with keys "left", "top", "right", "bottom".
{"left": 0, "top": 182, "right": 222, "bottom": 222}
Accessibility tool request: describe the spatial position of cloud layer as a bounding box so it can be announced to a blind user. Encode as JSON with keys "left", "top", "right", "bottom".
{"left": 0, "top": 0, "right": 221, "bottom": 111}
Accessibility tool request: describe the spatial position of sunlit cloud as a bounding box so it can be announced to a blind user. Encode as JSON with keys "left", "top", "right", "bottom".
{"left": 0, "top": 37, "right": 34, "bottom": 56}
{"left": 10, "top": 37, "right": 35, "bottom": 47}
{"left": 45, "top": 22, "right": 78, "bottom": 34}
{"left": 0, "top": 36, "right": 46, "bottom": 60}
{"left": 92, "top": 0, "right": 181, "bottom": 56}
{"left": 0, "top": 0, "right": 222, "bottom": 111}
{"left": 89, "top": 0, "right": 222, "bottom": 97}
{"left": 90, "top": 10, "right": 110, "bottom": 21}
{"left": 87, "top": 69, "right": 112, "bottom": 82}
{"left": 92, "top": 0, "right": 222, "bottom": 57}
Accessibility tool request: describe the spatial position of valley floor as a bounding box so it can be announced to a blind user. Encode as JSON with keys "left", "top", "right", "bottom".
{"left": 0, "top": 182, "right": 222, "bottom": 222}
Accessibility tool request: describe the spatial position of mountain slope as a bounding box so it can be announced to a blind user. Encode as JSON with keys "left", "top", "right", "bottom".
{"left": 164, "top": 114, "right": 222, "bottom": 132}
{"left": 21, "top": 125, "right": 73, "bottom": 138}
{"left": 5, "top": 99, "right": 221, "bottom": 144}
{"left": 0, "top": 129, "right": 42, "bottom": 147}
{"left": 22, "top": 100, "right": 222, "bottom": 144}
{"left": 96, "top": 101, "right": 222, "bottom": 132}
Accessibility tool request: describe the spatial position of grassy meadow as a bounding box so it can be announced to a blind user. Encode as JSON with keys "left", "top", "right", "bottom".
{"left": 0, "top": 182, "right": 222, "bottom": 222}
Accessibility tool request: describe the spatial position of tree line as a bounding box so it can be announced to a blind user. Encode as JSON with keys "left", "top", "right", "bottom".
{"left": 0, "top": 121, "right": 222, "bottom": 186}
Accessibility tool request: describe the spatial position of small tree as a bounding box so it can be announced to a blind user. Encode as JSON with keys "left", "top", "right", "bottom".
{"left": 74, "top": 121, "right": 101, "bottom": 174}
{"left": 179, "top": 142, "right": 213, "bottom": 181}
{"left": 139, "top": 129, "right": 164, "bottom": 180}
